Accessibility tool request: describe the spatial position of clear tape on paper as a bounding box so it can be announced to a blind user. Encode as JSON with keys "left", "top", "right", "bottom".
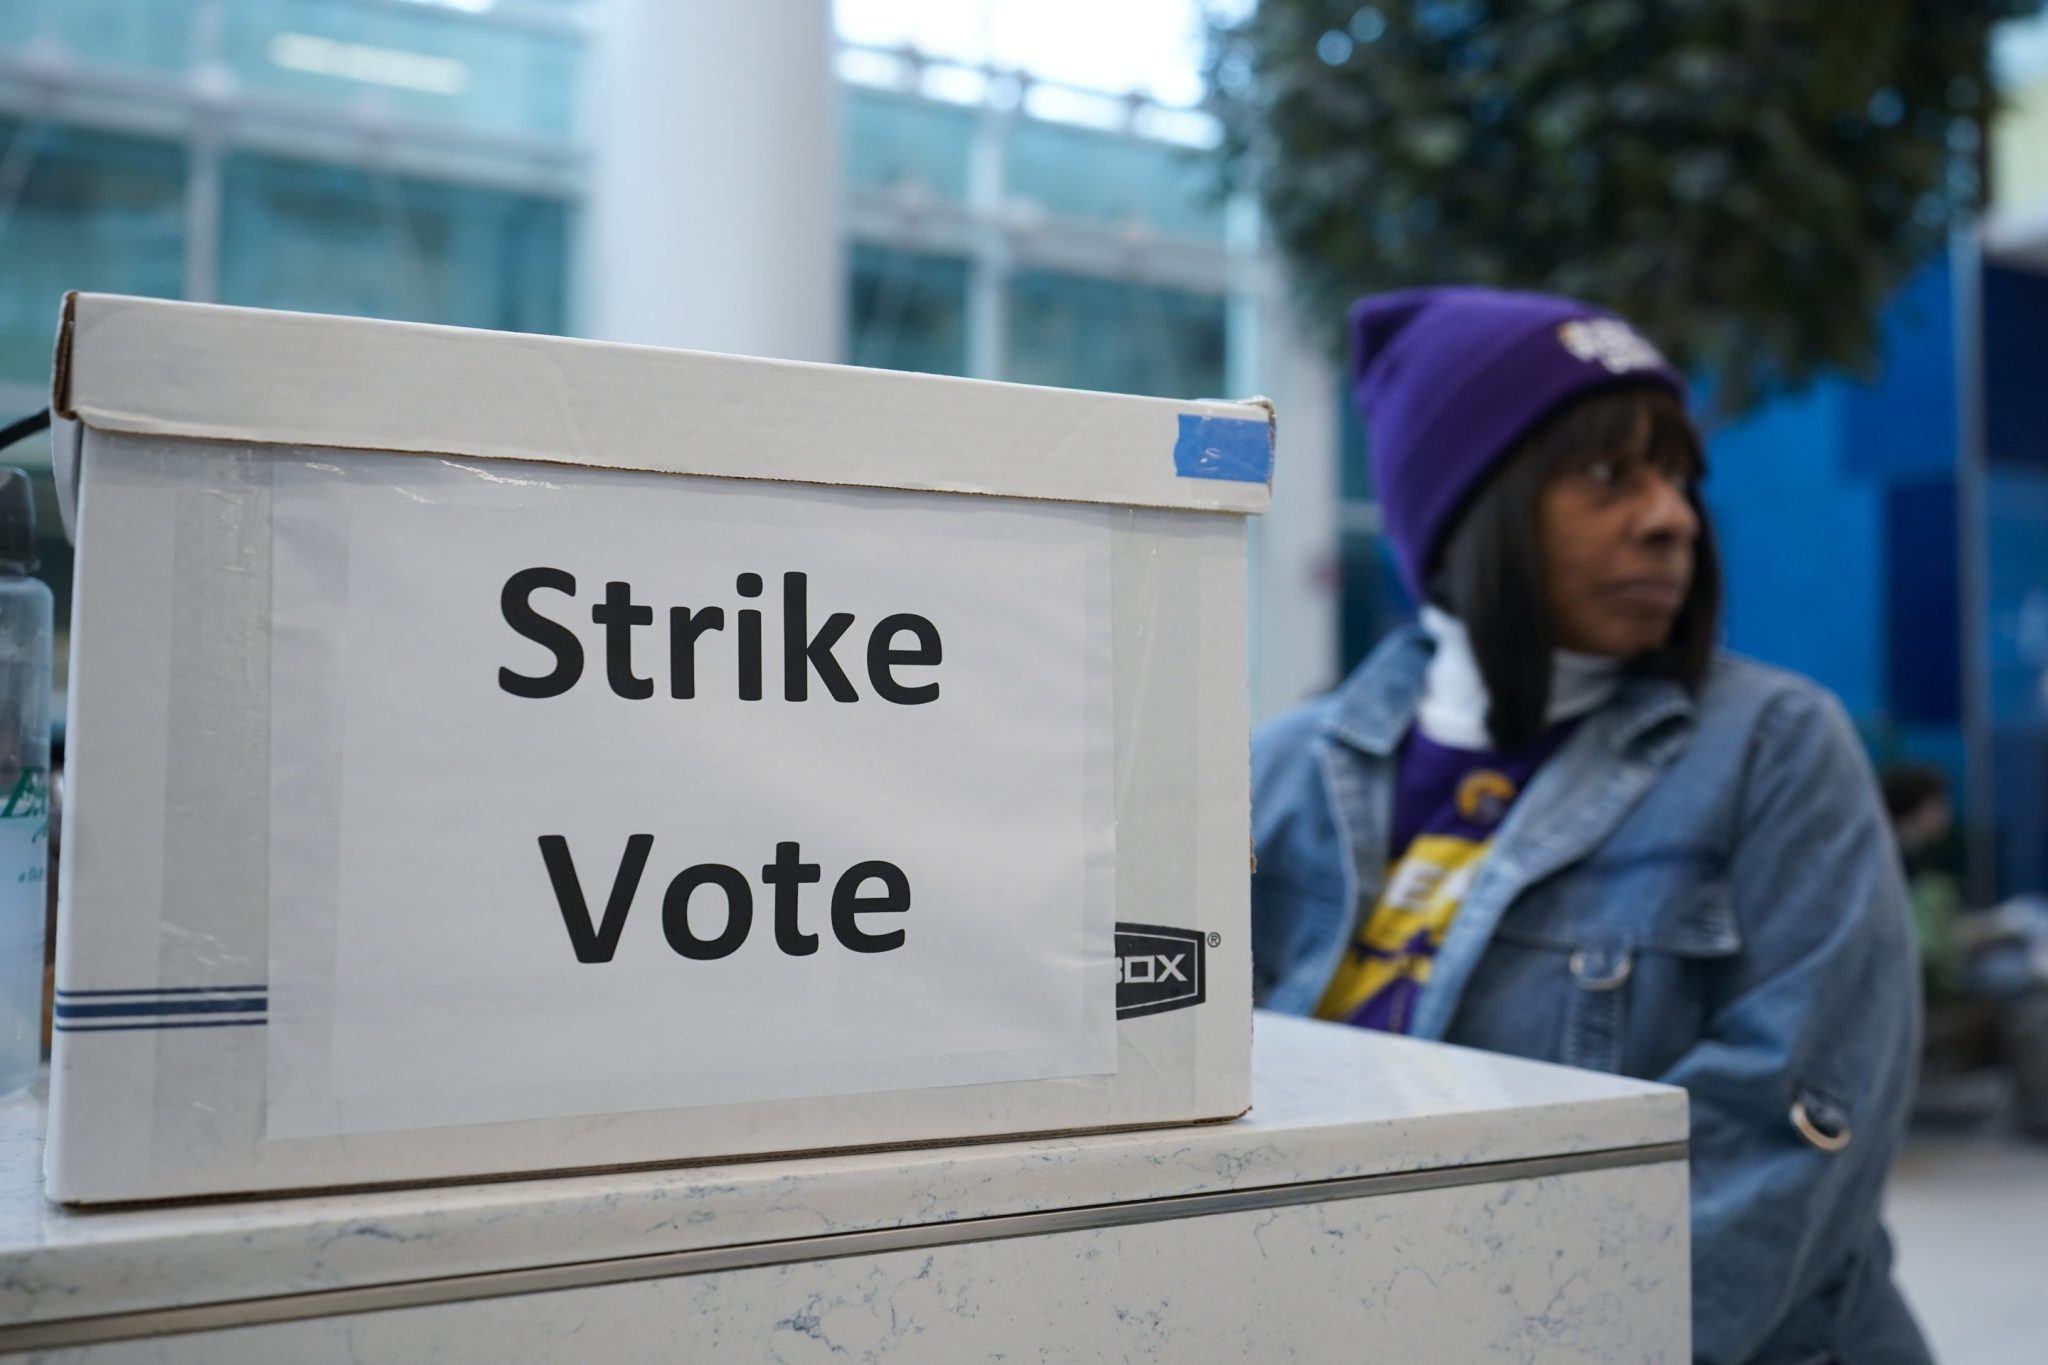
{"left": 53, "top": 428, "right": 1242, "bottom": 1186}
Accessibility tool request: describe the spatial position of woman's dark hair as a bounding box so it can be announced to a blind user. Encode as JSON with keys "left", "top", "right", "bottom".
{"left": 1428, "top": 384, "right": 1721, "bottom": 750}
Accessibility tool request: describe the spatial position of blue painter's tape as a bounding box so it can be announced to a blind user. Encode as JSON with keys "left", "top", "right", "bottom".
{"left": 1173, "top": 414, "right": 1271, "bottom": 484}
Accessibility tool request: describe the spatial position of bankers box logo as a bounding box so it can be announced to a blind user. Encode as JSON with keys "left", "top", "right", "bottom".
{"left": 1114, "top": 923, "right": 1208, "bottom": 1019}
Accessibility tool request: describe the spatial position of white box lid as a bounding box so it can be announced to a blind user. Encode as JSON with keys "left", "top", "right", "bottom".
{"left": 52, "top": 293, "right": 1273, "bottom": 528}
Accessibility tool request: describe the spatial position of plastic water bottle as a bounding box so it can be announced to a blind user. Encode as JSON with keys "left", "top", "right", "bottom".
{"left": 0, "top": 469, "right": 49, "bottom": 1098}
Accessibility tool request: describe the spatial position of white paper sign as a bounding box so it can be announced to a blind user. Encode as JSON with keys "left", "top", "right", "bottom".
{"left": 267, "top": 455, "right": 1116, "bottom": 1138}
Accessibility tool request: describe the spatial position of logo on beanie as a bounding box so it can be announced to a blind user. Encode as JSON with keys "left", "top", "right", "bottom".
{"left": 1557, "top": 319, "right": 1664, "bottom": 375}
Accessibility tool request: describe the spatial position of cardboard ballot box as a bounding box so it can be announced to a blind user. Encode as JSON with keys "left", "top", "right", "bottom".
{"left": 42, "top": 294, "right": 1267, "bottom": 1204}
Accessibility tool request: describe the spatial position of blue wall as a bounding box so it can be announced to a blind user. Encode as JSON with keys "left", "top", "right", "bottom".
{"left": 1703, "top": 256, "right": 1963, "bottom": 784}
{"left": 1846, "top": 260, "right": 1959, "bottom": 481}
{"left": 1706, "top": 382, "right": 1886, "bottom": 718}
{"left": 1707, "top": 253, "right": 2048, "bottom": 896}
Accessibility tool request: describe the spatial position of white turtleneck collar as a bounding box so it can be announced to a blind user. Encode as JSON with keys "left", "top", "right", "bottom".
{"left": 1415, "top": 605, "right": 1622, "bottom": 751}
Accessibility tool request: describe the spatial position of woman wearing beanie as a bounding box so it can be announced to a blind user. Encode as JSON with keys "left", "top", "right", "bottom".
{"left": 1251, "top": 287, "right": 1928, "bottom": 1364}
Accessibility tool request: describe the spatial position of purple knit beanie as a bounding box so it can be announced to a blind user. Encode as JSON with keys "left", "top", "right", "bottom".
{"left": 1349, "top": 286, "right": 1687, "bottom": 600}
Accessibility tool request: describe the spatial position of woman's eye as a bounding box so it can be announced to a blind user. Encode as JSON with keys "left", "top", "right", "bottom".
{"left": 1581, "top": 458, "right": 1620, "bottom": 485}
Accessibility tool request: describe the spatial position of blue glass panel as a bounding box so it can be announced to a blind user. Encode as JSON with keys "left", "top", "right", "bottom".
{"left": 1985, "top": 465, "right": 2048, "bottom": 727}
{"left": 220, "top": 153, "right": 566, "bottom": 334}
{"left": 1337, "top": 528, "right": 1411, "bottom": 673}
{"left": 1005, "top": 270, "right": 1224, "bottom": 399}
{"left": 845, "top": 90, "right": 973, "bottom": 201}
{"left": 1336, "top": 382, "right": 1372, "bottom": 503}
{"left": 1986, "top": 261, "right": 2048, "bottom": 469}
{"left": 1980, "top": 271, "right": 2048, "bottom": 894}
{"left": 848, "top": 244, "right": 968, "bottom": 377}
{"left": 0, "top": 5, "right": 31, "bottom": 52}
{"left": 223, "top": 0, "right": 580, "bottom": 139}
{"left": 1992, "top": 726, "right": 2048, "bottom": 899}
{"left": 1, "top": 0, "right": 196, "bottom": 72}
{"left": 0, "top": 120, "right": 185, "bottom": 388}
{"left": 1006, "top": 119, "right": 1222, "bottom": 240}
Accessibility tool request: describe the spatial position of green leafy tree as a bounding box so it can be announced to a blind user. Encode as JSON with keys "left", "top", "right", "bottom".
{"left": 1209, "top": 0, "right": 2037, "bottom": 413}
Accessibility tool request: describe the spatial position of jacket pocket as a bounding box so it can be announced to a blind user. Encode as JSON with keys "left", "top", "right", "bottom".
{"left": 1491, "top": 855, "right": 1741, "bottom": 1073}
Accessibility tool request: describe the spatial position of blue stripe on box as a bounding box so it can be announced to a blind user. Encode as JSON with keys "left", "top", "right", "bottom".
{"left": 52, "top": 983, "right": 271, "bottom": 1032}
{"left": 1173, "top": 413, "right": 1271, "bottom": 484}
{"left": 56, "top": 984, "right": 265, "bottom": 998}
{"left": 54, "top": 997, "right": 267, "bottom": 1020}
{"left": 57, "top": 1019, "right": 268, "bottom": 1033}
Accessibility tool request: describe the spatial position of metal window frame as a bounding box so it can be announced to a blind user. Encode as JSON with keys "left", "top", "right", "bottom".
{"left": 839, "top": 46, "right": 1277, "bottom": 388}
{"left": 0, "top": 0, "right": 589, "bottom": 297}
{"left": 5, "top": 15, "right": 1279, "bottom": 385}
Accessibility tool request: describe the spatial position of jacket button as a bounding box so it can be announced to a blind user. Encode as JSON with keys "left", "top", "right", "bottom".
{"left": 1568, "top": 946, "right": 1633, "bottom": 991}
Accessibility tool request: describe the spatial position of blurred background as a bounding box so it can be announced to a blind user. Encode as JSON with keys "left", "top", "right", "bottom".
{"left": 1, "top": 1, "right": 2044, "bottom": 1356}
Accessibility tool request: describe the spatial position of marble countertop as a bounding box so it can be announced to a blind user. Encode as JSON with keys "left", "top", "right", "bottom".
{"left": 0, "top": 1013, "right": 1685, "bottom": 1327}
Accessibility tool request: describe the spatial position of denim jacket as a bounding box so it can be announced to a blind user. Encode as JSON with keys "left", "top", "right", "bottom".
{"left": 1252, "top": 626, "right": 1928, "bottom": 1365}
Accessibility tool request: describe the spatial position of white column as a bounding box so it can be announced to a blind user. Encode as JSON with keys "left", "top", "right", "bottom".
{"left": 579, "top": 0, "right": 841, "bottom": 362}
{"left": 182, "top": 0, "right": 226, "bottom": 304}
{"left": 1250, "top": 290, "right": 1342, "bottom": 721}
{"left": 1229, "top": 197, "right": 1340, "bottom": 722}
{"left": 962, "top": 99, "right": 1011, "bottom": 380}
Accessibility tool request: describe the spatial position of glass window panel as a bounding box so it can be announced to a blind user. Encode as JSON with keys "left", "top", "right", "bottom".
{"left": 1006, "top": 119, "right": 1222, "bottom": 240}
{"left": 224, "top": 0, "right": 580, "bottom": 140}
{"left": 3, "top": 0, "right": 197, "bottom": 73}
{"left": 848, "top": 244, "right": 969, "bottom": 377}
{"left": 1337, "top": 528, "right": 1410, "bottom": 674}
{"left": 1987, "top": 465, "right": 2048, "bottom": 727}
{"left": 1005, "top": 270, "right": 1224, "bottom": 399}
{"left": 1337, "top": 384, "right": 1374, "bottom": 503}
{"left": 1987, "top": 469, "right": 2048, "bottom": 895}
{"left": 220, "top": 153, "right": 566, "bottom": 334}
{"left": 845, "top": 89, "right": 973, "bottom": 202}
{"left": 0, "top": 120, "right": 185, "bottom": 389}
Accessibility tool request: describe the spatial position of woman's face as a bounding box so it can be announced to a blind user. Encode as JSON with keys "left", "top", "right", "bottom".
{"left": 1537, "top": 414, "right": 1700, "bottom": 658}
